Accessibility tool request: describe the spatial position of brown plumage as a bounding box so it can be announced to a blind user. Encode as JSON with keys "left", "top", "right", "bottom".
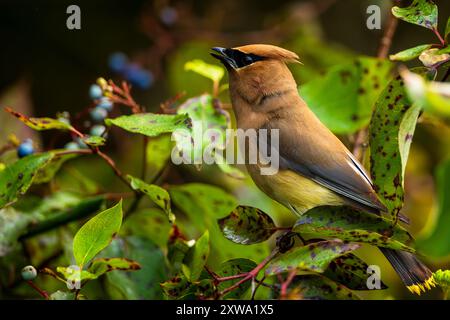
{"left": 211, "top": 44, "right": 435, "bottom": 295}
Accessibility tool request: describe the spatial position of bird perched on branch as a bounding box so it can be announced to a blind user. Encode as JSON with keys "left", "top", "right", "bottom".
{"left": 211, "top": 44, "right": 435, "bottom": 295}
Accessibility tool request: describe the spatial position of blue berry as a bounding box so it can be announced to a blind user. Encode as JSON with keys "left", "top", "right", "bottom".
{"left": 160, "top": 7, "right": 178, "bottom": 26}
{"left": 90, "top": 125, "right": 106, "bottom": 137}
{"left": 21, "top": 265, "right": 37, "bottom": 281}
{"left": 17, "top": 141, "right": 34, "bottom": 158}
{"left": 90, "top": 107, "right": 108, "bottom": 122}
{"left": 109, "top": 52, "right": 128, "bottom": 73}
{"left": 64, "top": 141, "right": 79, "bottom": 150}
{"left": 96, "top": 97, "right": 113, "bottom": 111}
{"left": 75, "top": 137, "right": 88, "bottom": 149}
{"left": 89, "top": 84, "right": 103, "bottom": 100}
{"left": 124, "top": 64, "right": 154, "bottom": 89}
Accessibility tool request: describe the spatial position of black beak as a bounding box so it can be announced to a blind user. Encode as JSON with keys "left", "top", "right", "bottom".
{"left": 210, "top": 47, "right": 237, "bottom": 69}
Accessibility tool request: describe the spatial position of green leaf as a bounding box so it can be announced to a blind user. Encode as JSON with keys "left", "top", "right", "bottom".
{"left": 218, "top": 205, "right": 276, "bottom": 245}
{"left": 324, "top": 253, "right": 388, "bottom": 290}
{"left": 161, "top": 274, "right": 192, "bottom": 299}
{"left": 82, "top": 135, "right": 106, "bottom": 147}
{"left": 173, "top": 94, "right": 240, "bottom": 178}
{"left": 389, "top": 44, "right": 433, "bottom": 62}
{"left": 169, "top": 183, "right": 270, "bottom": 264}
{"left": 105, "top": 113, "right": 191, "bottom": 137}
{"left": 88, "top": 257, "right": 141, "bottom": 278}
{"left": 183, "top": 231, "right": 210, "bottom": 281}
{"left": 127, "top": 175, "right": 175, "bottom": 223}
{"left": 300, "top": 57, "right": 393, "bottom": 134}
{"left": 146, "top": 134, "right": 172, "bottom": 180}
{"left": 185, "top": 59, "right": 225, "bottom": 84}
{"left": 103, "top": 236, "right": 167, "bottom": 299}
{"left": 418, "top": 48, "right": 450, "bottom": 67}
{"left": 266, "top": 240, "right": 360, "bottom": 276}
{"left": 56, "top": 266, "right": 97, "bottom": 282}
{"left": 433, "top": 269, "right": 450, "bottom": 289}
{"left": 5, "top": 107, "right": 73, "bottom": 131}
{"left": 418, "top": 159, "right": 450, "bottom": 257}
{"left": 437, "top": 46, "right": 450, "bottom": 55}
{"left": 49, "top": 290, "right": 76, "bottom": 300}
{"left": 32, "top": 151, "right": 78, "bottom": 184}
{"left": 120, "top": 208, "right": 171, "bottom": 248}
{"left": 217, "top": 258, "right": 257, "bottom": 299}
{"left": 369, "top": 71, "right": 424, "bottom": 220}
{"left": 73, "top": 200, "right": 123, "bottom": 267}
{"left": 168, "top": 233, "right": 192, "bottom": 275}
{"left": 286, "top": 275, "right": 360, "bottom": 300}
{"left": 0, "top": 153, "right": 53, "bottom": 208}
{"left": 392, "top": 0, "right": 438, "bottom": 30}
{"left": 293, "top": 206, "right": 415, "bottom": 252}
{"left": 400, "top": 67, "right": 450, "bottom": 118}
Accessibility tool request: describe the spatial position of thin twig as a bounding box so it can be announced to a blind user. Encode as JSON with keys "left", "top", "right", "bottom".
{"left": 26, "top": 281, "right": 49, "bottom": 299}
{"left": 280, "top": 268, "right": 297, "bottom": 298}
{"left": 432, "top": 27, "right": 446, "bottom": 47}
{"left": 219, "top": 249, "right": 279, "bottom": 296}
{"left": 377, "top": 9, "right": 398, "bottom": 59}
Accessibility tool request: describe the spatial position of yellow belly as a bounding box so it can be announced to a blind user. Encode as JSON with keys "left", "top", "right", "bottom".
{"left": 247, "top": 166, "right": 344, "bottom": 215}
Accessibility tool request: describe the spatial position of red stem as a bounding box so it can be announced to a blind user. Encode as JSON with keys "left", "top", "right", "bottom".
{"left": 433, "top": 27, "right": 446, "bottom": 46}
{"left": 219, "top": 249, "right": 279, "bottom": 296}
{"left": 280, "top": 268, "right": 297, "bottom": 298}
{"left": 26, "top": 281, "right": 49, "bottom": 299}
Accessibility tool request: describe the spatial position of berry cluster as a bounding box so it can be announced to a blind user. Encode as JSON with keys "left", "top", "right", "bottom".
{"left": 64, "top": 80, "right": 110, "bottom": 150}
{"left": 108, "top": 52, "right": 154, "bottom": 89}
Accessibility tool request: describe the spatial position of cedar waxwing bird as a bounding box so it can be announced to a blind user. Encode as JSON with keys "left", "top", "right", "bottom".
{"left": 211, "top": 44, "right": 435, "bottom": 295}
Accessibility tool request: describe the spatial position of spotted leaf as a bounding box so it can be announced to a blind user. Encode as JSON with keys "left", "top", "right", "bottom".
{"left": 4, "top": 107, "right": 73, "bottom": 131}
{"left": 392, "top": 0, "right": 438, "bottom": 30}
{"left": 33, "top": 151, "right": 78, "bottom": 184}
{"left": 82, "top": 135, "right": 106, "bottom": 147}
{"left": 218, "top": 205, "right": 277, "bottom": 245}
{"left": 0, "top": 153, "right": 53, "bottom": 208}
{"left": 127, "top": 175, "right": 174, "bottom": 223}
{"left": 105, "top": 113, "right": 191, "bottom": 137}
{"left": 88, "top": 257, "right": 141, "bottom": 279}
{"left": 369, "top": 70, "right": 426, "bottom": 220}
{"left": 283, "top": 275, "right": 361, "bottom": 300}
{"left": 293, "top": 206, "right": 415, "bottom": 252}
{"left": 324, "top": 253, "right": 388, "bottom": 290}
{"left": 266, "top": 239, "right": 360, "bottom": 276}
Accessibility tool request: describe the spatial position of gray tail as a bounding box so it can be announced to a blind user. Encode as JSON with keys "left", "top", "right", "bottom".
{"left": 379, "top": 247, "right": 435, "bottom": 295}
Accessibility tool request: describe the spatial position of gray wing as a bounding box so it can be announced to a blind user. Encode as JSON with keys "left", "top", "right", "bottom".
{"left": 261, "top": 116, "right": 387, "bottom": 213}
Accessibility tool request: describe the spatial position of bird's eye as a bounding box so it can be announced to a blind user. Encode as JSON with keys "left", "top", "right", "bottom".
{"left": 243, "top": 55, "right": 254, "bottom": 65}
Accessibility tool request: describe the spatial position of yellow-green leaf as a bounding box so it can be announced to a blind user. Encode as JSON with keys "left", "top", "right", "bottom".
{"left": 389, "top": 44, "right": 433, "bottom": 62}
{"left": 127, "top": 175, "right": 174, "bottom": 223}
{"left": 73, "top": 200, "right": 123, "bottom": 267}
{"left": 185, "top": 59, "right": 225, "bottom": 84}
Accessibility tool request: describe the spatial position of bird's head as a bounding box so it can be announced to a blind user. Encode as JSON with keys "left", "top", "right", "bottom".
{"left": 210, "top": 44, "right": 300, "bottom": 104}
